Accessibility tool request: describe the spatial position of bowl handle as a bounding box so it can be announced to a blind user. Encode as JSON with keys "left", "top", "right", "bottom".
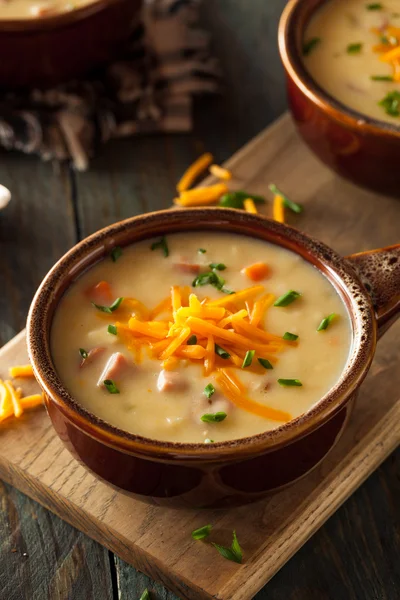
{"left": 346, "top": 244, "right": 400, "bottom": 338}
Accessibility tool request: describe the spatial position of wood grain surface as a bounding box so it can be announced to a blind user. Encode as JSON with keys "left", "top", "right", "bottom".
{"left": 0, "top": 114, "right": 398, "bottom": 600}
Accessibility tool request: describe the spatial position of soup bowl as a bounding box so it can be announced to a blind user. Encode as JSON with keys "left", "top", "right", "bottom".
{"left": 0, "top": 0, "right": 142, "bottom": 89}
{"left": 27, "top": 208, "right": 400, "bottom": 508}
{"left": 278, "top": 0, "right": 400, "bottom": 197}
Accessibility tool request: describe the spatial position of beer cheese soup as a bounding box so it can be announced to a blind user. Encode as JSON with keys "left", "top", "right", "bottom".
{"left": 0, "top": 0, "right": 97, "bottom": 19}
{"left": 303, "top": 0, "right": 400, "bottom": 124}
{"left": 51, "top": 232, "right": 351, "bottom": 443}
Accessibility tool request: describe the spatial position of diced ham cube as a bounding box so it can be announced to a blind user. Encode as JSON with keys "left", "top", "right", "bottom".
{"left": 173, "top": 260, "right": 201, "bottom": 275}
{"left": 85, "top": 280, "right": 112, "bottom": 305}
{"left": 80, "top": 346, "right": 105, "bottom": 368}
{"left": 157, "top": 370, "right": 188, "bottom": 393}
{"left": 97, "top": 352, "right": 128, "bottom": 387}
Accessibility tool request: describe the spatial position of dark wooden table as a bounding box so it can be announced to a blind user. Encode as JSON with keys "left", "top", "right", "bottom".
{"left": 0, "top": 1, "right": 398, "bottom": 599}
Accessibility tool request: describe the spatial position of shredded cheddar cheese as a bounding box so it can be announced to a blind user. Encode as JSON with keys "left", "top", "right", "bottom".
{"left": 0, "top": 377, "right": 44, "bottom": 424}
{"left": 9, "top": 364, "right": 35, "bottom": 378}
{"left": 177, "top": 153, "right": 214, "bottom": 193}
{"left": 243, "top": 198, "right": 258, "bottom": 214}
{"left": 174, "top": 183, "right": 229, "bottom": 207}
{"left": 372, "top": 25, "right": 400, "bottom": 82}
{"left": 273, "top": 194, "right": 285, "bottom": 223}
{"left": 209, "top": 164, "right": 232, "bottom": 181}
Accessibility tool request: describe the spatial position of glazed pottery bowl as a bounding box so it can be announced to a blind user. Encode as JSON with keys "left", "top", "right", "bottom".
{"left": 279, "top": 0, "right": 400, "bottom": 196}
{"left": 0, "top": 0, "right": 142, "bottom": 89}
{"left": 27, "top": 209, "right": 400, "bottom": 508}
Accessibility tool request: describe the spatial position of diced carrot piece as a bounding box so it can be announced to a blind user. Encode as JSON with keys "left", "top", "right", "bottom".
{"left": 241, "top": 262, "right": 270, "bottom": 282}
{"left": 85, "top": 281, "right": 112, "bottom": 303}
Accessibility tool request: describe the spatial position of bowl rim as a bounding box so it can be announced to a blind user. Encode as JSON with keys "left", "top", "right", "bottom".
{"left": 278, "top": 0, "right": 400, "bottom": 139}
{"left": 0, "top": 0, "right": 132, "bottom": 31}
{"left": 27, "top": 207, "right": 376, "bottom": 462}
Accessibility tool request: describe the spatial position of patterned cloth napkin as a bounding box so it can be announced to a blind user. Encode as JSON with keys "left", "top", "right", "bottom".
{"left": 0, "top": 0, "right": 219, "bottom": 170}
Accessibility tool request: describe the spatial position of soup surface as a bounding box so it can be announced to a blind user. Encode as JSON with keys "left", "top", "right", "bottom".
{"left": 303, "top": 0, "right": 400, "bottom": 125}
{"left": 0, "top": 0, "right": 97, "bottom": 19}
{"left": 51, "top": 232, "right": 351, "bottom": 443}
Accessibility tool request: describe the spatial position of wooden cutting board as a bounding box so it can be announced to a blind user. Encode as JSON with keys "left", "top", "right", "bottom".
{"left": 0, "top": 114, "right": 399, "bottom": 600}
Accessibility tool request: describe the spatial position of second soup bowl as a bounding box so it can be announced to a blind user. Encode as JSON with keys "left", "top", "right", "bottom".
{"left": 27, "top": 208, "right": 400, "bottom": 508}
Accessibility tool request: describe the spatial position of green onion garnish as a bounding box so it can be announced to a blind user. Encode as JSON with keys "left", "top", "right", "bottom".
{"left": 274, "top": 290, "right": 301, "bottom": 307}
{"left": 103, "top": 379, "right": 120, "bottom": 394}
{"left": 303, "top": 37, "right": 321, "bottom": 56}
{"left": 347, "top": 43, "right": 363, "bottom": 54}
{"left": 92, "top": 297, "right": 124, "bottom": 314}
{"left": 268, "top": 184, "right": 303, "bottom": 214}
{"left": 283, "top": 332, "right": 299, "bottom": 341}
{"left": 192, "top": 270, "right": 226, "bottom": 291}
{"left": 212, "top": 531, "right": 242, "bottom": 564}
{"left": 317, "top": 313, "right": 337, "bottom": 331}
{"left": 379, "top": 91, "right": 400, "bottom": 116}
{"left": 108, "top": 324, "right": 117, "bottom": 335}
{"left": 187, "top": 334, "right": 197, "bottom": 345}
{"left": 370, "top": 75, "right": 393, "bottom": 81}
{"left": 366, "top": 2, "right": 382, "bottom": 9}
{"left": 151, "top": 236, "right": 169, "bottom": 257}
{"left": 201, "top": 412, "right": 227, "bottom": 423}
{"left": 192, "top": 525, "right": 212, "bottom": 540}
{"left": 139, "top": 590, "right": 150, "bottom": 600}
{"left": 209, "top": 263, "right": 226, "bottom": 271}
{"left": 215, "top": 344, "right": 230, "bottom": 359}
{"left": 258, "top": 358, "right": 273, "bottom": 370}
{"left": 79, "top": 348, "right": 88, "bottom": 359}
{"left": 198, "top": 248, "right": 207, "bottom": 254}
{"left": 204, "top": 383, "right": 215, "bottom": 399}
{"left": 278, "top": 379, "right": 303, "bottom": 387}
{"left": 204, "top": 439, "right": 214, "bottom": 444}
{"left": 110, "top": 246, "right": 123, "bottom": 262}
{"left": 242, "top": 350, "right": 255, "bottom": 368}
{"left": 218, "top": 191, "right": 265, "bottom": 209}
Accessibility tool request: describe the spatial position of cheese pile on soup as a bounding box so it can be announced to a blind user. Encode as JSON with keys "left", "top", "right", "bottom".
{"left": 0, "top": 0, "right": 97, "bottom": 19}
{"left": 303, "top": 0, "right": 400, "bottom": 124}
{"left": 51, "top": 232, "right": 351, "bottom": 444}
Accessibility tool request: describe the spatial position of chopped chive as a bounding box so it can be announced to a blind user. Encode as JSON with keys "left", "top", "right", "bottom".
{"left": 151, "top": 236, "right": 169, "bottom": 257}
{"left": 209, "top": 263, "right": 227, "bottom": 271}
{"left": 347, "top": 43, "right": 363, "bottom": 54}
{"left": 212, "top": 531, "right": 242, "bottom": 564}
{"left": 110, "top": 246, "right": 123, "bottom": 262}
{"left": 317, "top": 313, "right": 337, "bottom": 331}
{"left": 187, "top": 334, "right": 197, "bottom": 345}
{"left": 103, "top": 379, "right": 120, "bottom": 394}
{"left": 108, "top": 324, "right": 117, "bottom": 335}
{"left": 371, "top": 75, "right": 393, "bottom": 81}
{"left": 303, "top": 37, "right": 321, "bottom": 56}
{"left": 268, "top": 184, "right": 303, "bottom": 214}
{"left": 92, "top": 297, "right": 124, "bottom": 314}
{"left": 192, "top": 270, "right": 226, "bottom": 292}
{"left": 192, "top": 525, "right": 212, "bottom": 540}
{"left": 201, "top": 412, "right": 227, "bottom": 423}
{"left": 198, "top": 248, "right": 207, "bottom": 254}
{"left": 204, "top": 383, "right": 216, "bottom": 399}
{"left": 283, "top": 332, "right": 299, "bottom": 341}
{"left": 139, "top": 590, "right": 150, "bottom": 600}
{"left": 242, "top": 350, "right": 255, "bottom": 368}
{"left": 274, "top": 290, "right": 301, "bottom": 307}
{"left": 204, "top": 438, "right": 214, "bottom": 444}
{"left": 221, "top": 287, "right": 235, "bottom": 295}
{"left": 79, "top": 348, "right": 88, "bottom": 359}
{"left": 218, "top": 191, "right": 265, "bottom": 209}
{"left": 379, "top": 90, "right": 400, "bottom": 116}
{"left": 366, "top": 2, "right": 382, "bottom": 9}
{"left": 278, "top": 378, "right": 303, "bottom": 387}
{"left": 258, "top": 358, "right": 273, "bottom": 370}
{"left": 215, "top": 344, "right": 230, "bottom": 359}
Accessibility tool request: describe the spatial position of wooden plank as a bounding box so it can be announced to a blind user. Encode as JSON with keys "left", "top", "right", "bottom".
{"left": 0, "top": 155, "right": 115, "bottom": 600}
{"left": 0, "top": 115, "right": 398, "bottom": 600}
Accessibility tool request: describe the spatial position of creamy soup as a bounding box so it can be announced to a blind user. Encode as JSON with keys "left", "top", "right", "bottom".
{"left": 51, "top": 232, "right": 351, "bottom": 443}
{"left": 303, "top": 0, "right": 400, "bottom": 124}
{"left": 0, "top": 0, "right": 97, "bottom": 19}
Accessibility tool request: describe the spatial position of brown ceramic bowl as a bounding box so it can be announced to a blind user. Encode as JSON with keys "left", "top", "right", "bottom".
{"left": 0, "top": 0, "right": 142, "bottom": 89}
{"left": 27, "top": 209, "right": 400, "bottom": 508}
{"left": 279, "top": 0, "right": 400, "bottom": 196}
